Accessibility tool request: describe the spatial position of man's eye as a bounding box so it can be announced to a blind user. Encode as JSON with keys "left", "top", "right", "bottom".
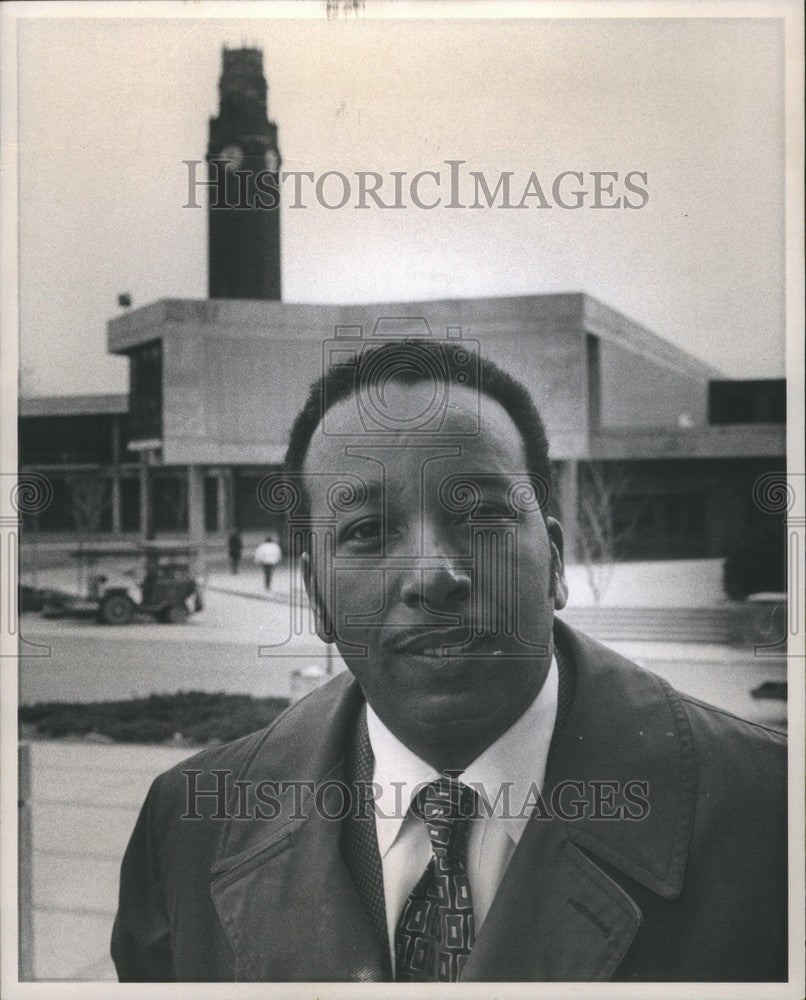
{"left": 342, "top": 518, "right": 384, "bottom": 543}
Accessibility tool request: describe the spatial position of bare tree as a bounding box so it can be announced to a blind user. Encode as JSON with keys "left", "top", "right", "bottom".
{"left": 67, "top": 476, "right": 111, "bottom": 537}
{"left": 577, "top": 463, "right": 645, "bottom": 604}
{"left": 66, "top": 476, "right": 112, "bottom": 591}
{"left": 163, "top": 476, "right": 189, "bottom": 533}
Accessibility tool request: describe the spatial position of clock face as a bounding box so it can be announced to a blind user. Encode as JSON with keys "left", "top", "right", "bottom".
{"left": 264, "top": 149, "right": 279, "bottom": 173}
{"left": 219, "top": 145, "right": 244, "bottom": 171}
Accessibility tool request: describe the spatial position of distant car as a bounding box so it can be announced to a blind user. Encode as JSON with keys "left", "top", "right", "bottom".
{"left": 42, "top": 543, "right": 204, "bottom": 625}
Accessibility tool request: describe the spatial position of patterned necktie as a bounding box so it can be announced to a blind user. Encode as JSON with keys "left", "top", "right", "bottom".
{"left": 394, "top": 777, "right": 477, "bottom": 982}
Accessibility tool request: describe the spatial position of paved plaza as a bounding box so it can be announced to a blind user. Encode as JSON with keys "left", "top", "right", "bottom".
{"left": 22, "top": 741, "right": 189, "bottom": 981}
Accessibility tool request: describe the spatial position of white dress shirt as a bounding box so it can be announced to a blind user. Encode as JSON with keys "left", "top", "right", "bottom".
{"left": 366, "top": 656, "right": 558, "bottom": 966}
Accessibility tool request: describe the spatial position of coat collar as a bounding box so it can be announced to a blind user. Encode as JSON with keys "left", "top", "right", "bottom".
{"left": 209, "top": 620, "right": 696, "bottom": 981}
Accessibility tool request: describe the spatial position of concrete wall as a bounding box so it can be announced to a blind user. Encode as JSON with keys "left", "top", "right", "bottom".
{"left": 111, "top": 295, "right": 599, "bottom": 465}
{"left": 580, "top": 296, "right": 717, "bottom": 431}
{"left": 108, "top": 293, "right": 732, "bottom": 466}
{"left": 597, "top": 338, "right": 710, "bottom": 429}
{"left": 156, "top": 302, "right": 337, "bottom": 465}
{"left": 590, "top": 424, "right": 785, "bottom": 460}
{"left": 349, "top": 295, "right": 591, "bottom": 458}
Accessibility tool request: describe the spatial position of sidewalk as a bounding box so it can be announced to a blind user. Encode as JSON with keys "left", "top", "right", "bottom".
{"left": 23, "top": 741, "right": 191, "bottom": 981}
{"left": 205, "top": 564, "right": 294, "bottom": 604}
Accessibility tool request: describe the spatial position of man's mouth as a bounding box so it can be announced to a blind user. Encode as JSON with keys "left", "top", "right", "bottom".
{"left": 384, "top": 626, "right": 481, "bottom": 657}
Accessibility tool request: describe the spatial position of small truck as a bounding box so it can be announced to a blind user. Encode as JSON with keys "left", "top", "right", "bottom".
{"left": 41, "top": 543, "right": 204, "bottom": 625}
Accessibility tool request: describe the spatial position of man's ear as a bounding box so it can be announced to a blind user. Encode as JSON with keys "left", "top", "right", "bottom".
{"left": 300, "top": 550, "right": 334, "bottom": 644}
{"left": 545, "top": 516, "right": 569, "bottom": 611}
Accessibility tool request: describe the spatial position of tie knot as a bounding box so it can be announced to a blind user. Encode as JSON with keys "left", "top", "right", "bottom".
{"left": 413, "top": 778, "right": 477, "bottom": 858}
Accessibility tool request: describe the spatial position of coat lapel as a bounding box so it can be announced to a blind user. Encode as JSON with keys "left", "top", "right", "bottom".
{"left": 463, "top": 819, "right": 642, "bottom": 981}
{"left": 209, "top": 674, "right": 389, "bottom": 981}
{"left": 465, "top": 619, "right": 696, "bottom": 981}
{"left": 546, "top": 619, "right": 696, "bottom": 899}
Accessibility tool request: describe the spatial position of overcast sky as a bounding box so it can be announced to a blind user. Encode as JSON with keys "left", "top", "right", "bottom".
{"left": 17, "top": 11, "right": 785, "bottom": 396}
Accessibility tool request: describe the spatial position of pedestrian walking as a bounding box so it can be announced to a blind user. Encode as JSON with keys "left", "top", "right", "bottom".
{"left": 254, "top": 534, "right": 282, "bottom": 591}
{"left": 227, "top": 531, "right": 243, "bottom": 575}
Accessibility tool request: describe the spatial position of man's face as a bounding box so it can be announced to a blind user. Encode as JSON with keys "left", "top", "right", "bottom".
{"left": 302, "top": 380, "right": 567, "bottom": 752}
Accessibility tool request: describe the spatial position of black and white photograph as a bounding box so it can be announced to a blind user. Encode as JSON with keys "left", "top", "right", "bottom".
{"left": 1, "top": 1, "right": 803, "bottom": 995}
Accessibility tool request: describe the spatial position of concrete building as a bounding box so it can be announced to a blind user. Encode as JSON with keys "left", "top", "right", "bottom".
{"left": 18, "top": 292, "right": 784, "bottom": 567}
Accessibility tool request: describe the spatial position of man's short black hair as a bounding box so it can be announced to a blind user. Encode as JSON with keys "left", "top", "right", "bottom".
{"left": 283, "top": 339, "right": 552, "bottom": 519}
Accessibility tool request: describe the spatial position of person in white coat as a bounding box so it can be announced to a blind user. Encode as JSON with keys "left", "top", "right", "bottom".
{"left": 254, "top": 534, "right": 282, "bottom": 590}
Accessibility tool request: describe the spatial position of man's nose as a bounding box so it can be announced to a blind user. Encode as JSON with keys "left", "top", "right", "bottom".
{"left": 399, "top": 529, "right": 471, "bottom": 610}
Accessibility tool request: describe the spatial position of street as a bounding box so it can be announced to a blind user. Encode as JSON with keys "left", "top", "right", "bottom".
{"left": 16, "top": 571, "right": 787, "bottom": 730}
{"left": 18, "top": 581, "right": 339, "bottom": 704}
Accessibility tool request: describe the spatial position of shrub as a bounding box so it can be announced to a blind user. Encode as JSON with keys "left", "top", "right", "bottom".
{"left": 19, "top": 691, "right": 290, "bottom": 746}
{"left": 723, "top": 533, "right": 786, "bottom": 600}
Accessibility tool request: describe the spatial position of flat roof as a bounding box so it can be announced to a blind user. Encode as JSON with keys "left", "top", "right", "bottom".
{"left": 106, "top": 292, "right": 723, "bottom": 381}
{"left": 19, "top": 393, "right": 129, "bottom": 418}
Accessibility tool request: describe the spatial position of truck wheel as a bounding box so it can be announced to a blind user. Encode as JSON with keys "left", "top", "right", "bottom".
{"left": 161, "top": 604, "right": 188, "bottom": 625}
{"left": 100, "top": 594, "right": 134, "bottom": 625}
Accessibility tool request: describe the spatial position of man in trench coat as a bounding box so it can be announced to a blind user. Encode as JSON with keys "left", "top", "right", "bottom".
{"left": 112, "top": 340, "right": 787, "bottom": 982}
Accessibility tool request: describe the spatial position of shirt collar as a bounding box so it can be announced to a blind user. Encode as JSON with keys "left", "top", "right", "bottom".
{"left": 366, "top": 655, "right": 559, "bottom": 856}
{"left": 366, "top": 703, "right": 441, "bottom": 858}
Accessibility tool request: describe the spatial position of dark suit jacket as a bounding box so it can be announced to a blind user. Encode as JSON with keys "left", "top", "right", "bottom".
{"left": 111, "top": 620, "right": 788, "bottom": 982}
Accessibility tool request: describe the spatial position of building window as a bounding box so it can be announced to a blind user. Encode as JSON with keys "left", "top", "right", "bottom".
{"left": 128, "top": 340, "right": 163, "bottom": 442}
{"left": 235, "top": 469, "right": 282, "bottom": 531}
{"left": 19, "top": 415, "right": 116, "bottom": 465}
{"left": 611, "top": 492, "right": 706, "bottom": 559}
{"left": 586, "top": 334, "right": 601, "bottom": 431}
{"left": 709, "top": 379, "right": 785, "bottom": 424}
{"left": 660, "top": 494, "right": 707, "bottom": 539}
{"left": 204, "top": 476, "right": 219, "bottom": 532}
{"left": 151, "top": 474, "right": 187, "bottom": 533}
{"left": 121, "top": 478, "right": 141, "bottom": 532}
{"left": 21, "top": 477, "right": 69, "bottom": 532}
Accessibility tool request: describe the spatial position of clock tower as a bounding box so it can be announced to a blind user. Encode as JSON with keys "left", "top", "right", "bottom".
{"left": 207, "top": 47, "right": 282, "bottom": 300}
